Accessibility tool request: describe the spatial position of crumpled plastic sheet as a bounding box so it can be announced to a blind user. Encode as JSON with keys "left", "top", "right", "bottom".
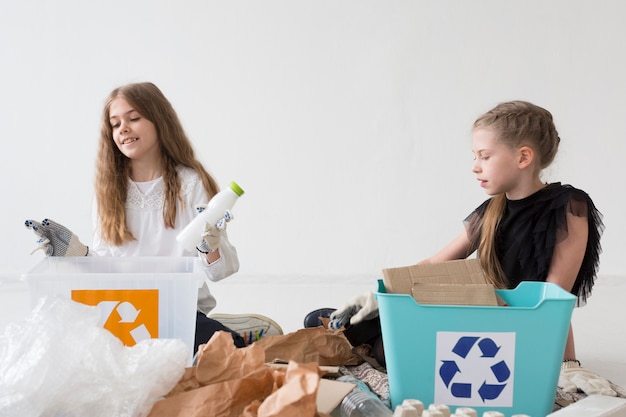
{"left": 0, "top": 296, "right": 188, "bottom": 417}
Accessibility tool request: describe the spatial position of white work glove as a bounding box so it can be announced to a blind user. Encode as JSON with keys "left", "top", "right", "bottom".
{"left": 558, "top": 360, "right": 617, "bottom": 397}
{"left": 24, "top": 218, "right": 89, "bottom": 257}
{"left": 329, "top": 291, "right": 379, "bottom": 330}
{"left": 195, "top": 208, "right": 232, "bottom": 253}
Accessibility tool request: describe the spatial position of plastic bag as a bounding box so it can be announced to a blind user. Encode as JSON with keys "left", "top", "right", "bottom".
{"left": 0, "top": 296, "right": 188, "bottom": 417}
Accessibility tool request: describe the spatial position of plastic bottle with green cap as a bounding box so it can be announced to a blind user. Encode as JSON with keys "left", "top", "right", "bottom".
{"left": 176, "top": 181, "right": 245, "bottom": 252}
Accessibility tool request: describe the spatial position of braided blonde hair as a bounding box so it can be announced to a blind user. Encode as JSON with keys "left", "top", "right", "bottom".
{"left": 473, "top": 101, "right": 561, "bottom": 287}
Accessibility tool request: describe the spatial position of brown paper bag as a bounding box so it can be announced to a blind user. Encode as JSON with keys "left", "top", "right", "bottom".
{"left": 148, "top": 332, "right": 334, "bottom": 417}
{"left": 256, "top": 361, "right": 320, "bottom": 417}
{"left": 149, "top": 368, "right": 275, "bottom": 417}
{"left": 195, "top": 327, "right": 267, "bottom": 385}
{"left": 255, "top": 327, "right": 363, "bottom": 366}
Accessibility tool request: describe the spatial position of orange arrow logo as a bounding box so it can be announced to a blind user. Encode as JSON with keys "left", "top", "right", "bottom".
{"left": 71, "top": 289, "right": 159, "bottom": 346}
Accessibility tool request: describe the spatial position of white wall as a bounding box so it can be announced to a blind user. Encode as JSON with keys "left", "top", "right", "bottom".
{"left": 2, "top": 1, "right": 625, "bottom": 282}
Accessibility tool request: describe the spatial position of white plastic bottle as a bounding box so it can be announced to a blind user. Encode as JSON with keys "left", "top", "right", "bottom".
{"left": 176, "top": 181, "right": 245, "bottom": 252}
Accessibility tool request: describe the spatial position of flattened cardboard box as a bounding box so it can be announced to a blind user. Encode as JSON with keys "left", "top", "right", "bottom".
{"left": 382, "top": 259, "right": 501, "bottom": 306}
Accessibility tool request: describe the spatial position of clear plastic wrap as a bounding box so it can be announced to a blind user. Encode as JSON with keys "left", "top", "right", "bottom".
{"left": 0, "top": 296, "right": 188, "bottom": 417}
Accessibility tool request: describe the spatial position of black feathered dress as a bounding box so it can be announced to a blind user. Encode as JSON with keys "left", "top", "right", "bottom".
{"left": 465, "top": 183, "right": 604, "bottom": 305}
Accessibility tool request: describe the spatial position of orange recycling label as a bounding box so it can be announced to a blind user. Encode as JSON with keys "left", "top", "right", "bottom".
{"left": 71, "top": 289, "right": 159, "bottom": 346}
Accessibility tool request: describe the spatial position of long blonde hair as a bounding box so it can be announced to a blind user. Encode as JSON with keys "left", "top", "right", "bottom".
{"left": 473, "top": 101, "right": 561, "bottom": 288}
{"left": 95, "top": 82, "right": 219, "bottom": 246}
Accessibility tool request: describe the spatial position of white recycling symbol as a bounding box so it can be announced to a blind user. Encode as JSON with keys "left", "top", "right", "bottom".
{"left": 438, "top": 336, "right": 512, "bottom": 402}
{"left": 96, "top": 300, "right": 152, "bottom": 344}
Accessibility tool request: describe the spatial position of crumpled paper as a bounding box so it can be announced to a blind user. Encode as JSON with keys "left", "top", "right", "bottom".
{"left": 148, "top": 329, "right": 352, "bottom": 417}
{"left": 0, "top": 296, "right": 188, "bottom": 417}
{"left": 255, "top": 326, "right": 363, "bottom": 366}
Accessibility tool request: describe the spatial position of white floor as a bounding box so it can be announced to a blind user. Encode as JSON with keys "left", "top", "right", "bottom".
{"left": 1, "top": 272, "right": 625, "bottom": 390}
{"left": 566, "top": 275, "right": 626, "bottom": 389}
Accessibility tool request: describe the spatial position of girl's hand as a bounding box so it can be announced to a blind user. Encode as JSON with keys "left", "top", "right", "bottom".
{"left": 559, "top": 361, "right": 617, "bottom": 396}
{"left": 329, "top": 291, "right": 379, "bottom": 330}
{"left": 24, "top": 218, "right": 89, "bottom": 257}
{"left": 195, "top": 209, "right": 232, "bottom": 253}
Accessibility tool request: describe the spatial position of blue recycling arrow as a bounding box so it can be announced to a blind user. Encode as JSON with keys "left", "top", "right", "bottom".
{"left": 478, "top": 338, "right": 501, "bottom": 357}
{"left": 439, "top": 360, "right": 460, "bottom": 387}
{"left": 478, "top": 381, "right": 507, "bottom": 401}
{"left": 490, "top": 360, "right": 511, "bottom": 382}
{"left": 441, "top": 335, "right": 513, "bottom": 402}
{"left": 451, "top": 382, "right": 472, "bottom": 398}
{"left": 452, "top": 336, "right": 480, "bottom": 358}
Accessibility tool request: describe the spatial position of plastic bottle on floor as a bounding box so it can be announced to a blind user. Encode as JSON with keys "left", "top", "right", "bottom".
{"left": 339, "top": 387, "right": 393, "bottom": 417}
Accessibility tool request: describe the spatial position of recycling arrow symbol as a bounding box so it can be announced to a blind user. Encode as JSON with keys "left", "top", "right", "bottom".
{"left": 439, "top": 336, "right": 511, "bottom": 401}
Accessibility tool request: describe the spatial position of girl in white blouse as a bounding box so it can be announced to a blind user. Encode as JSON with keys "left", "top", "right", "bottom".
{"left": 93, "top": 82, "right": 243, "bottom": 351}
{"left": 26, "top": 82, "right": 244, "bottom": 352}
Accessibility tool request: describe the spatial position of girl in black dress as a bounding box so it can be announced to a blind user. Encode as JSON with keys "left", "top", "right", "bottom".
{"left": 328, "top": 101, "right": 612, "bottom": 395}
{"left": 425, "top": 101, "right": 603, "bottom": 363}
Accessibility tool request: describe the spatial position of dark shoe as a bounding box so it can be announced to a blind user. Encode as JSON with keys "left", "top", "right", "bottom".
{"left": 303, "top": 308, "right": 336, "bottom": 328}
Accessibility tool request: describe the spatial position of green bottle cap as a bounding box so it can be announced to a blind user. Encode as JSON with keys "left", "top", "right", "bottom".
{"left": 229, "top": 181, "right": 245, "bottom": 196}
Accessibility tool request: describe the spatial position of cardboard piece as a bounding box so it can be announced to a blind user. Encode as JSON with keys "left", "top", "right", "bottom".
{"left": 316, "top": 379, "right": 356, "bottom": 414}
{"left": 382, "top": 259, "right": 500, "bottom": 306}
{"left": 411, "top": 282, "right": 498, "bottom": 306}
{"left": 268, "top": 361, "right": 341, "bottom": 378}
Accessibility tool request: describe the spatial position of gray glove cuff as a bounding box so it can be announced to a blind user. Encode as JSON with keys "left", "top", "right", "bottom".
{"left": 196, "top": 239, "right": 215, "bottom": 254}
{"left": 562, "top": 359, "right": 582, "bottom": 370}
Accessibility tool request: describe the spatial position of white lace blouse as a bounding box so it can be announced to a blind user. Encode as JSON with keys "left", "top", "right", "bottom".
{"left": 91, "top": 165, "right": 239, "bottom": 315}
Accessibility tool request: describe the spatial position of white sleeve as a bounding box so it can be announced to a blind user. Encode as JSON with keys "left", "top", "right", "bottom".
{"left": 197, "top": 229, "right": 239, "bottom": 282}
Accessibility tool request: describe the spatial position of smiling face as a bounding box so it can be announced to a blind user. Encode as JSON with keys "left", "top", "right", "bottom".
{"left": 109, "top": 97, "right": 161, "bottom": 164}
{"left": 471, "top": 128, "right": 524, "bottom": 197}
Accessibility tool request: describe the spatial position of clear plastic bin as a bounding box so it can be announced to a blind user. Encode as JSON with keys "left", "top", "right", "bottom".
{"left": 22, "top": 256, "right": 203, "bottom": 363}
{"left": 377, "top": 280, "right": 576, "bottom": 417}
